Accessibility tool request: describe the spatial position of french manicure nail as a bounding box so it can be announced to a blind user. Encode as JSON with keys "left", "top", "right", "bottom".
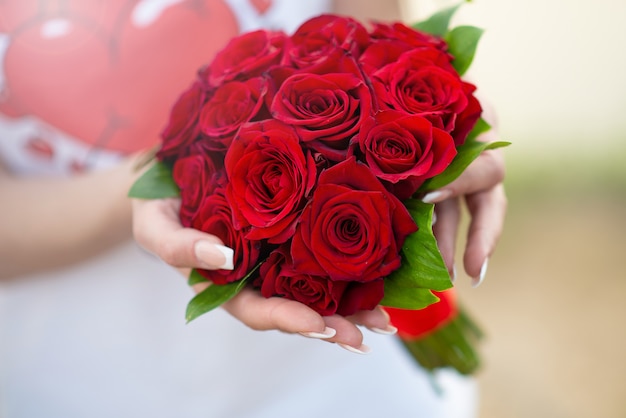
{"left": 431, "top": 211, "right": 438, "bottom": 226}
{"left": 299, "top": 327, "right": 337, "bottom": 339}
{"left": 369, "top": 325, "right": 398, "bottom": 335}
{"left": 194, "top": 241, "right": 234, "bottom": 270}
{"left": 472, "top": 258, "right": 489, "bottom": 288}
{"left": 215, "top": 244, "right": 235, "bottom": 270}
{"left": 451, "top": 264, "right": 457, "bottom": 283}
{"left": 338, "top": 343, "right": 372, "bottom": 355}
{"left": 422, "top": 189, "right": 452, "bottom": 204}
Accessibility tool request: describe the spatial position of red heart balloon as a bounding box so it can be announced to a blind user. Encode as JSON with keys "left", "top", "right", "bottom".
{"left": 249, "top": 0, "right": 272, "bottom": 15}
{"left": 1, "top": 0, "right": 239, "bottom": 153}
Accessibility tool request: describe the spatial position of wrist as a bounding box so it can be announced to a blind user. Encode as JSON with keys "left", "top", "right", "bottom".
{"left": 100, "top": 155, "right": 144, "bottom": 242}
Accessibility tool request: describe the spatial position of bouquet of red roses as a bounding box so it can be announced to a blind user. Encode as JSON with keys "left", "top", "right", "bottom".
{"left": 130, "top": 3, "right": 506, "bottom": 375}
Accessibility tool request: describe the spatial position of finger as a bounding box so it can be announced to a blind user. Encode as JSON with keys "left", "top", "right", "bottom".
{"left": 222, "top": 288, "right": 329, "bottom": 335}
{"left": 224, "top": 289, "right": 370, "bottom": 353}
{"left": 463, "top": 183, "right": 507, "bottom": 286}
{"left": 322, "top": 315, "right": 370, "bottom": 354}
{"left": 132, "top": 198, "right": 233, "bottom": 270}
{"left": 432, "top": 197, "right": 461, "bottom": 278}
{"left": 422, "top": 149, "right": 505, "bottom": 204}
{"left": 348, "top": 306, "right": 397, "bottom": 335}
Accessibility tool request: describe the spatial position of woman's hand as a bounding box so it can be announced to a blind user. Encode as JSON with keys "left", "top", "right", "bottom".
{"left": 132, "top": 197, "right": 395, "bottom": 354}
{"left": 424, "top": 129, "right": 507, "bottom": 287}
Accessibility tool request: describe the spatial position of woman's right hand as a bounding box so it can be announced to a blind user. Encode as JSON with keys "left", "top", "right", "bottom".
{"left": 131, "top": 197, "right": 394, "bottom": 354}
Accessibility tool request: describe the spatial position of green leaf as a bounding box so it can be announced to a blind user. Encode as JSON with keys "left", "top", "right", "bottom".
{"left": 185, "top": 262, "right": 262, "bottom": 323}
{"left": 445, "top": 25, "right": 484, "bottom": 75}
{"left": 412, "top": 3, "right": 463, "bottom": 37}
{"left": 466, "top": 117, "right": 492, "bottom": 143}
{"left": 188, "top": 269, "right": 209, "bottom": 286}
{"left": 400, "top": 306, "right": 483, "bottom": 375}
{"left": 419, "top": 139, "right": 511, "bottom": 193}
{"left": 185, "top": 279, "right": 249, "bottom": 323}
{"left": 381, "top": 200, "right": 452, "bottom": 309}
{"left": 397, "top": 199, "right": 452, "bottom": 291}
{"left": 381, "top": 285, "right": 441, "bottom": 310}
{"left": 128, "top": 160, "right": 180, "bottom": 199}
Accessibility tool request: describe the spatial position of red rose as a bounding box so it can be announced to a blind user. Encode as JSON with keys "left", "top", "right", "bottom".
{"left": 291, "top": 157, "right": 417, "bottom": 282}
{"left": 192, "top": 188, "right": 261, "bottom": 285}
{"left": 372, "top": 49, "right": 472, "bottom": 132}
{"left": 337, "top": 280, "right": 385, "bottom": 316}
{"left": 271, "top": 72, "right": 372, "bottom": 161}
{"left": 451, "top": 81, "right": 482, "bottom": 146}
{"left": 360, "top": 22, "right": 447, "bottom": 75}
{"left": 157, "top": 81, "right": 206, "bottom": 160}
{"left": 259, "top": 246, "right": 348, "bottom": 316}
{"left": 203, "top": 30, "right": 286, "bottom": 87}
{"left": 172, "top": 149, "right": 219, "bottom": 227}
{"left": 224, "top": 120, "right": 317, "bottom": 244}
{"left": 256, "top": 244, "right": 386, "bottom": 316}
{"left": 370, "top": 22, "right": 447, "bottom": 51}
{"left": 198, "top": 77, "right": 268, "bottom": 151}
{"left": 286, "top": 14, "right": 370, "bottom": 70}
{"left": 355, "top": 110, "right": 456, "bottom": 197}
{"left": 358, "top": 40, "right": 414, "bottom": 75}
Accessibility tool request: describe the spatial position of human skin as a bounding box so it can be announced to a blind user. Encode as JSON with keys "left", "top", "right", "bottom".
{"left": 0, "top": 155, "right": 139, "bottom": 279}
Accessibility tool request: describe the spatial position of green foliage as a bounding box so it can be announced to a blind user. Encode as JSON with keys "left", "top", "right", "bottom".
{"left": 185, "top": 263, "right": 261, "bottom": 323}
{"left": 419, "top": 136, "right": 511, "bottom": 193}
{"left": 445, "top": 25, "right": 484, "bottom": 76}
{"left": 128, "top": 161, "right": 180, "bottom": 199}
{"left": 381, "top": 200, "right": 452, "bottom": 309}
{"left": 466, "top": 117, "right": 492, "bottom": 142}
{"left": 412, "top": 3, "right": 463, "bottom": 37}
{"left": 185, "top": 279, "right": 248, "bottom": 323}
{"left": 188, "top": 269, "right": 209, "bottom": 286}
{"left": 401, "top": 307, "right": 483, "bottom": 375}
{"left": 413, "top": 1, "right": 484, "bottom": 76}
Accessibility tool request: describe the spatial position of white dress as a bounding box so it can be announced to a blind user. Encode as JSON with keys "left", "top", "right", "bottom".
{"left": 0, "top": 1, "right": 477, "bottom": 417}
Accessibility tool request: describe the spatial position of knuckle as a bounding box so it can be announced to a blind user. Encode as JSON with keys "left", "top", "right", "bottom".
{"left": 259, "top": 302, "right": 282, "bottom": 332}
{"left": 157, "top": 240, "right": 180, "bottom": 266}
{"left": 246, "top": 321, "right": 267, "bottom": 332}
{"left": 483, "top": 150, "right": 506, "bottom": 183}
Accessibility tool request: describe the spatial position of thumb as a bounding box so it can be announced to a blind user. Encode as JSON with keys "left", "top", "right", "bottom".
{"left": 132, "top": 198, "right": 234, "bottom": 270}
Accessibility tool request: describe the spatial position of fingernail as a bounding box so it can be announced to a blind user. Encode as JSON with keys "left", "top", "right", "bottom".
{"left": 422, "top": 189, "right": 452, "bottom": 204}
{"left": 451, "top": 264, "right": 457, "bottom": 283}
{"left": 431, "top": 211, "right": 438, "bottom": 226}
{"left": 194, "top": 241, "right": 234, "bottom": 270}
{"left": 369, "top": 325, "right": 398, "bottom": 335}
{"left": 299, "top": 327, "right": 337, "bottom": 339}
{"left": 338, "top": 343, "right": 372, "bottom": 355}
{"left": 472, "top": 258, "right": 489, "bottom": 288}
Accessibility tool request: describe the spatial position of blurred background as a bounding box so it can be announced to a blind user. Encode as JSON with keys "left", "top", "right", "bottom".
{"left": 402, "top": 0, "right": 626, "bottom": 416}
